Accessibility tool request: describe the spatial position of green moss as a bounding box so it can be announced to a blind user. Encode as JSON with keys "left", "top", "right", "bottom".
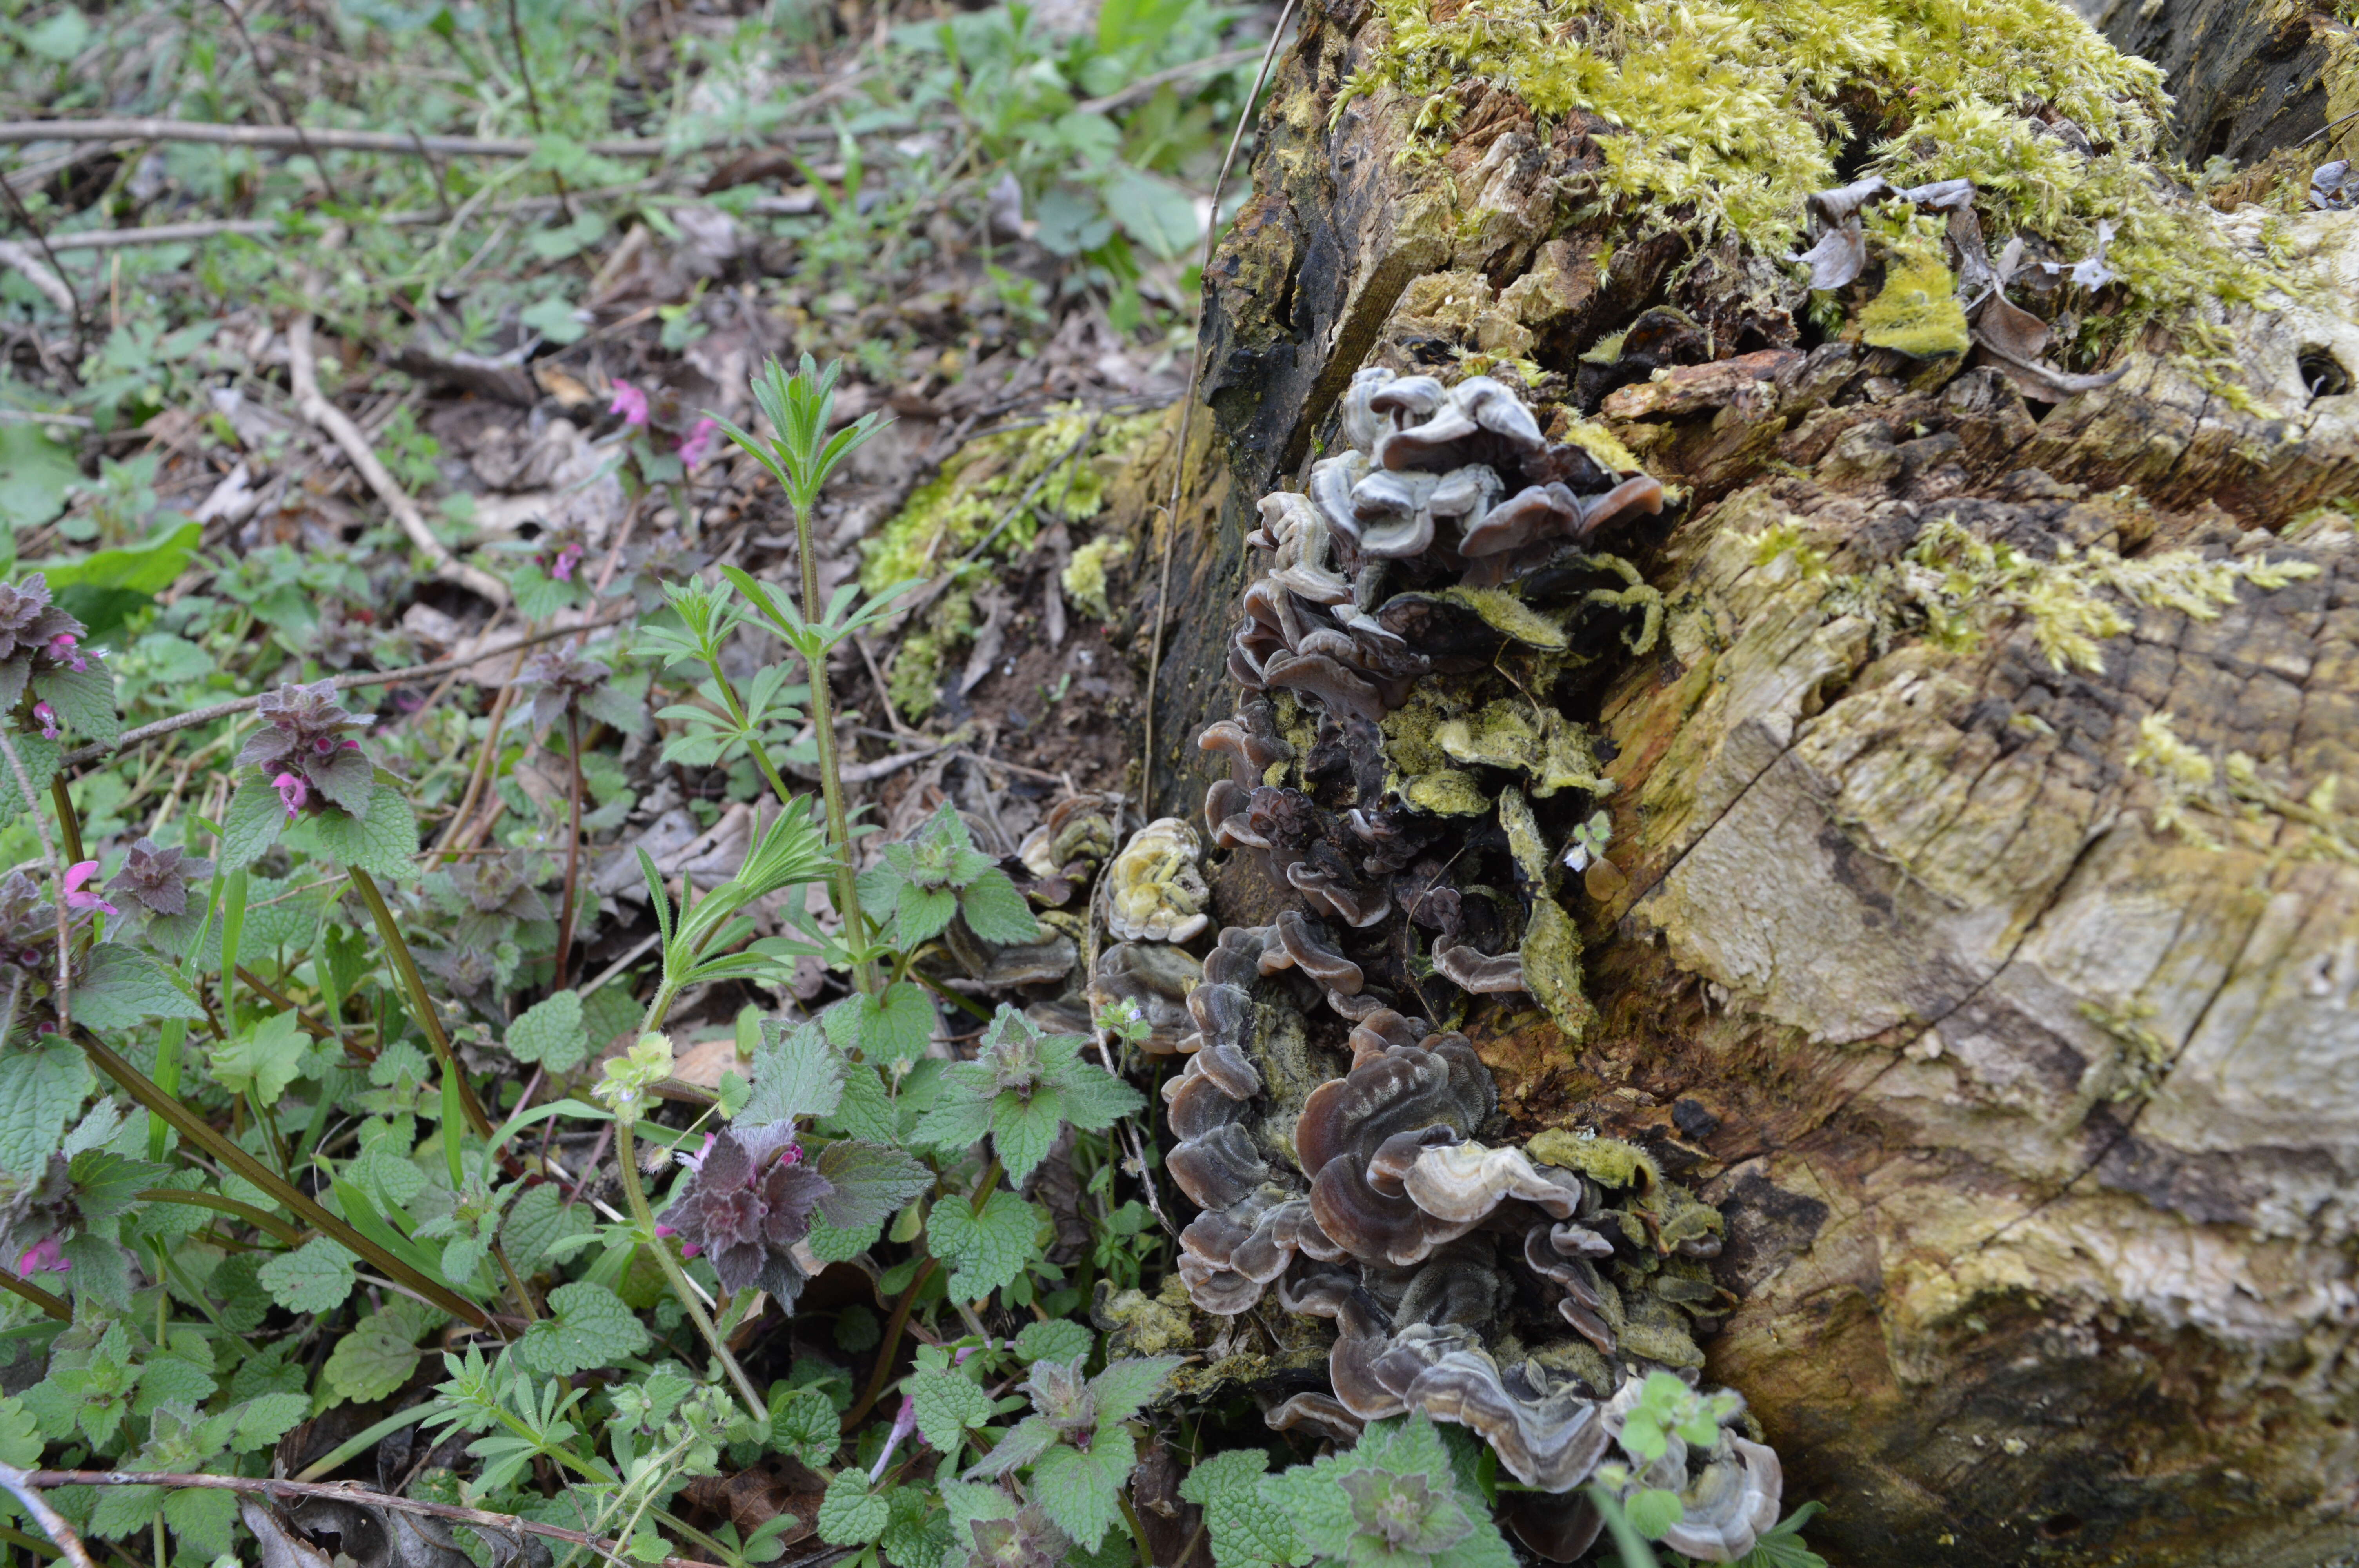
{"left": 1338, "top": 0, "right": 2273, "bottom": 355}
{"left": 1857, "top": 253, "right": 1971, "bottom": 358}
{"left": 1570, "top": 551, "right": 1665, "bottom": 657}
{"left": 886, "top": 579, "right": 977, "bottom": 723}
{"left": 861, "top": 403, "right": 1161, "bottom": 594}
{"left": 1528, "top": 1127, "right": 1661, "bottom": 1192}
{"left": 1062, "top": 535, "right": 1132, "bottom": 622}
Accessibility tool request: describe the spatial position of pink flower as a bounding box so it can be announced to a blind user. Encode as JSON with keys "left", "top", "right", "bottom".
{"left": 62, "top": 861, "right": 118, "bottom": 917}
{"left": 608, "top": 379, "right": 650, "bottom": 428}
{"left": 46, "top": 633, "right": 85, "bottom": 673}
{"left": 15, "top": 1237, "right": 67, "bottom": 1277}
{"left": 272, "top": 771, "right": 308, "bottom": 819}
{"left": 31, "top": 702, "right": 56, "bottom": 740}
{"left": 677, "top": 417, "right": 721, "bottom": 471}
{"left": 551, "top": 543, "right": 585, "bottom": 583}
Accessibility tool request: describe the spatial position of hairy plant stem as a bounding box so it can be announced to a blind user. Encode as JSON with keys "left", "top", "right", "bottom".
{"left": 47, "top": 777, "right": 81, "bottom": 867}
{"left": 788, "top": 495, "right": 878, "bottom": 996}
{"left": 0, "top": 1269, "right": 69, "bottom": 1322}
{"left": 612, "top": 1115, "right": 769, "bottom": 1423}
{"left": 553, "top": 704, "right": 585, "bottom": 987}
{"left": 347, "top": 865, "right": 494, "bottom": 1138}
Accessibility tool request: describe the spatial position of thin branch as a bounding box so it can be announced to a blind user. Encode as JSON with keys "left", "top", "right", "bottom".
{"left": 288, "top": 270, "right": 509, "bottom": 606}
{"left": 0, "top": 1466, "right": 99, "bottom": 1568}
{"left": 211, "top": 0, "right": 348, "bottom": 207}
{"left": 13, "top": 1470, "right": 712, "bottom": 1568}
{"left": 0, "top": 174, "right": 83, "bottom": 362}
{"left": 0, "top": 117, "right": 841, "bottom": 158}
{"left": 1141, "top": 0, "right": 1298, "bottom": 811}
{"left": 59, "top": 608, "right": 635, "bottom": 770}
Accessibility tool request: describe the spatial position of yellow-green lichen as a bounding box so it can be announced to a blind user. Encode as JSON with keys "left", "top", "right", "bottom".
{"left": 1336, "top": 0, "right": 2273, "bottom": 356}
{"left": 1752, "top": 515, "right": 2320, "bottom": 673}
{"left": 1569, "top": 551, "right": 1665, "bottom": 656}
{"left": 2079, "top": 995, "right": 2174, "bottom": 1101}
{"left": 1558, "top": 419, "right": 1646, "bottom": 476}
{"left": 1498, "top": 785, "right": 1555, "bottom": 888}
{"left": 1519, "top": 894, "right": 1596, "bottom": 1041}
{"left": 1856, "top": 254, "right": 1971, "bottom": 358}
{"left": 861, "top": 404, "right": 1161, "bottom": 594}
{"left": 1100, "top": 1276, "right": 1199, "bottom": 1358}
{"left": 1528, "top": 1126, "right": 1662, "bottom": 1192}
{"left": 1433, "top": 700, "right": 1611, "bottom": 797}
{"left": 1061, "top": 535, "right": 1132, "bottom": 623}
{"left": 1442, "top": 586, "right": 1570, "bottom": 649}
{"left": 1402, "top": 769, "right": 1494, "bottom": 815}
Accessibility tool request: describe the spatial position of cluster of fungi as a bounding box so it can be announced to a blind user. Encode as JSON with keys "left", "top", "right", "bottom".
{"left": 1088, "top": 372, "right": 1787, "bottom": 1561}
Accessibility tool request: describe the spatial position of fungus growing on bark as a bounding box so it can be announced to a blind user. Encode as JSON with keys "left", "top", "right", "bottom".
{"left": 1433, "top": 940, "right": 1526, "bottom": 995}
{"left": 1162, "top": 368, "right": 1783, "bottom": 1549}
{"left": 1262, "top": 652, "right": 1388, "bottom": 725}
{"left": 1090, "top": 942, "right": 1203, "bottom": 1054}
{"left": 1267, "top": 909, "right": 1365, "bottom": 993}
{"left": 1265, "top": 1391, "right": 1365, "bottom": 1445}
{"left": 1107, "top": 817, "right": 1212, "bottom": 943}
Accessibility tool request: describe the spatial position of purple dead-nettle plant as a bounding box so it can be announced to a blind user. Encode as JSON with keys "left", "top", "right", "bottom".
{"left": 665, "top": 1122, "right": 834, "bottom": 1304}
{"left": 0, "top": 573, "right": 107, "bottom": 725}
{"left": 0, "top": 872, "right": 56, "bottom": 971}
{"left": 241, "top": 680, "right": 377, "bottom": 820}
{"left": 510, "top": 642, "right": 650, "bottom": 738}
{"left": 114, "top": 839, "right": 211, "bottom": 920}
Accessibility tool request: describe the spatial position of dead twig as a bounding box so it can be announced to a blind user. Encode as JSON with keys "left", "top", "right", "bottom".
{"left": 0, "top": 117, "right": 838, "bottom": 158}
{"left": 288, "top": 263, "right": 509, "bottom": 606}
{"left": 59, "top": 608, "right": 635, "bottom": 770}
{"left": 0, "top": 1465, "right": 100, "bottom": 1568}
{"left": 10, "top": 1469, "right": 710, "bottom": 1568}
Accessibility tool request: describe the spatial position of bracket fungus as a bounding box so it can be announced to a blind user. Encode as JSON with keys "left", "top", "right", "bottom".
{"left": 1141, "top": 368, "right": 1787, "bottom": 1560}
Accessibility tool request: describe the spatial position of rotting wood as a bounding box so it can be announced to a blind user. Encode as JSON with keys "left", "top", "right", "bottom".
{"left": 1090, "top": 0, "right": 2359, "bottom": 1559}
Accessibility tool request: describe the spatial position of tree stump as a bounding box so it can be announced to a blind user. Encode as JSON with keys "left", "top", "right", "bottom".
{"left": 1116, "top": 0, "right": 2359, "bottom": 1560}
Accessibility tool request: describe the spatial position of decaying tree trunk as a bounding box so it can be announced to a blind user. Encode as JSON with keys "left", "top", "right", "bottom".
{"left": 1098, "top": 0, "right": 2359, "bottom": 1562}
{"left": 2075, "top": 0, "right": 2351, "bottom": 169}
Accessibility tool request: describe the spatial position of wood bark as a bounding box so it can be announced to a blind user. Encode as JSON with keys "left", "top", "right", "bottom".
{"left": 1108, "top": 3, "right": 2359, "bottom": 1563}
{"left": 2076, "top": 0, "right": 2349, "bottom": 168}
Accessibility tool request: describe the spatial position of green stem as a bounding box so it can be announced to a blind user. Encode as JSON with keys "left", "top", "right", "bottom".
{"left": 553, "top": 704, "right": 585, "bottom": 988}
{"left": 613, "top": 1116, "right": 768, "bottom": 1424}
{"left": 135, "top": 1189, "right": 306, "bottom": 1247}
{"left": 294, "top": 1401, "right": 455, "bottom": 1482}
{"left": 1116, "top": 1491, "right": 1153, "bottom": 1568}
{"left": 47, "top": 776, "right": 82, "bottom": 869}
{"left": 80, "top": 1034, "right": 491, "bottom": 1327}
{"left": 839, "top": 1258, "right": 933, "bottom": 1436}
{"left": 348, "top": 865, "right": 494, "bottom": 1139}
{"left": 0, "top": 1268, "right": 68, "bottom": 1323}
{"left": 789, "top": 495, "right": 878, "bottom": 996}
